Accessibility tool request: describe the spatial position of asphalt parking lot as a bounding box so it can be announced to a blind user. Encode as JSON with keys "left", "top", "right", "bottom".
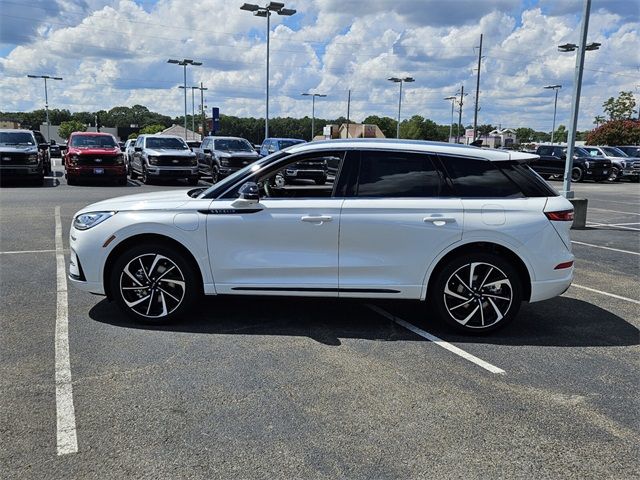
{"left": 1, "top": 161, "right": 638, "bottom": 479}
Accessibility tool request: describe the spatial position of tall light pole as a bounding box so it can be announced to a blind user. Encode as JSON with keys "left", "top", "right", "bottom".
{"left": 168, "top": 59, "right": 202, "bottom": 140}
{"left": 27, "top": 74, "right": 63, "bottom": 143}
{"left": 557, "top": 0, "right": 600, "bottom": 198}
{"left": 444, "top": 96, "right": 457, "bottom": 142}
{"left": 197, "top": 83, "right": 208, "bottom": 136}
{"left": 388, "top": 77, "right": 414, "bottom": 138}
{"left": 179, "top": 86, "right": 200, "bottom": 139}
{"left": 301, "top": 93, "right": 326, "bottom": 141}
{"left": 240, "top": 2, "right": 297, "bottom": 141}
{"left": 543, "top": 85, "right": 562, "bottom": 144}
{"left": 472, "top": 33, "right": 483, "bottom": 141}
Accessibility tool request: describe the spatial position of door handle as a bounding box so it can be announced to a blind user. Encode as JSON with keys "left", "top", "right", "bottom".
{"left": 301, "top": 215, "right": 333, "bottom": 223}
{"left": 424, "top": 216, "right": 456, "bottom": 225}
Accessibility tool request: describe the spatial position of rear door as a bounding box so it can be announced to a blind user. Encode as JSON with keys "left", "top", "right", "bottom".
{"left": 339, "top": 150, "right": 463, "bottom": 299}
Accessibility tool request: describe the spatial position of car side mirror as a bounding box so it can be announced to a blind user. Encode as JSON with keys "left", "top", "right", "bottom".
{"left": 134, "top": 146, "right": 142, "bottom": 152}
{"left": 231, "top": 182, "right": 260, "bottom": 208}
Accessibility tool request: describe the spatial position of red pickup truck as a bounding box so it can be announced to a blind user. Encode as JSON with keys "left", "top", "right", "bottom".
{"left": 64, "top": 132, "right": 127, "bottom": 185}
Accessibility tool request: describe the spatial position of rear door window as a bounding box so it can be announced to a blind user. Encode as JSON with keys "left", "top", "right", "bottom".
{"left": 355, "top": 151, "right": 441, "bottom": 198}
{"left": 438, "top": 155, "right": 523, "bottom": 198}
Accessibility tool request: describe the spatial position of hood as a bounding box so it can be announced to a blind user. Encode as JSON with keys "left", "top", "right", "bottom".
{"left": 215, "top": 150, "right": 260, "bottom": 158}
{"left": 68, "top": 146, "right": 120, "bottom": 155}
{"left": 77, "top": 189, "right": 194, "bottom": 214}
{"left": 0, "top": 145, "right": 38, "bottom": 154}
{"left": 145, "top": 148, "right": 195, "bottom": 157}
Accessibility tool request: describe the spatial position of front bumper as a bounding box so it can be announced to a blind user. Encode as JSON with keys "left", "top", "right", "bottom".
{"left": 0, "top": 165, "right": 44, "bottom": 178}
{"left": 147, "top": 166, "right": 199, "bottom": 178}
{"left": 67, "top": 165, "right": 126, "bottom": 178}
{"left": 584, "top": 168, "right": 609, "bottom": 180}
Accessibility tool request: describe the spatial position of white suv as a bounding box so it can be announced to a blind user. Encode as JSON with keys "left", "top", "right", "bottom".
{"left": 69, "top": 139, "right": 574, "bottom": 333}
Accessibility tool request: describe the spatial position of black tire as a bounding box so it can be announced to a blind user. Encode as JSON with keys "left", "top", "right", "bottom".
{"left": 130, "top": 166, "right": 138, "bottom": 180}
{"left": 571, "top": 167, "right": 584, "bottom": 183}
{"left": 608, "top": 167, "right": 619, "bottom": 182}
{"left": 430, "top": 253, "right": 523, "bottom": 334}
{"left": 141, "top": 166, "right": 151, "bottom": 185}
{"left": 210, "top": 165, "right": 219, "bottom": 184}
{"left": 117, "top": 176, "right": 128, "bottom": 186}
{"left": 109, "top": 243, "right": 200, "bottom": 324}
{"left": 67, "top": 176, "right": 77, "bottom": 186}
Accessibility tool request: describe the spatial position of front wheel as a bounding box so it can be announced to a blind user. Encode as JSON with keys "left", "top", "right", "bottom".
{"left": 430, "top": 253, "right": 522, "bottom": 334}
{"left": 607, "top": 167, "right": 619, "bottom": 182}
{"left": 141, "top": 166, "right": 151, "bottom": 184}
{"left": 571, "top": 167, "right": 584, "bottom": 183}
{"left": 109, "top": 244, "right": 199, "bottom": 324}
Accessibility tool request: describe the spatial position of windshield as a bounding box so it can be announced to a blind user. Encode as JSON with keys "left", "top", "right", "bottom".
{"left": 601, "top": 147, "right": 627, "bottom": 157}
{"left": 280, "top": 140, "right": 304, "bottom": 149}
{"left": 0, "top": 132, "right": 35, "bottom": 145}
{"left": 214, "top": 139, "right": 253, "bottom": 152}
{"left": 70, "top": 135, "right": 117, "bottom": 148}
{"left": 198, "top": 151, "right": 289, "bottom": 198}
{"left": 574, "top": 147, "right": 590, "bottom": 156}
{"left": 146, "top": 137, "right": 188, "bottom": 149}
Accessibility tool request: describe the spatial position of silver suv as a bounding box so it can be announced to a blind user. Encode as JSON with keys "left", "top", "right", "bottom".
{"left": 129, "top": 135, "right": 199, "bottom": 185}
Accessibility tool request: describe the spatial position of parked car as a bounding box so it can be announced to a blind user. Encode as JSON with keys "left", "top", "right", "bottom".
{"left": 615, "top": 145, "right": 640, "bottom": 157}
{"left": 69, "top": 139, "right": 575, "bottom": 334}
{"left": 64, "top": 132, "right": 127, "bottom": 186}
{"left": 31, "top": 130, "right": 52, "bottom": 175}
{"left": 49, "top": 140, "right": 62, "bottom": 158}
{"left": 581, "top": 146, "right": 640, "bottom": 182}
{"left": 0, "top": 129, "right": 47, "bottom": 185}
{"left": 129, "top": 134, "right": 199, "bottom": 185}
{"left": 532, "top": 145, "right": 610, "bottom": 182}
{"left": 123, "top": 139, "right": 137, "bottom": 174}
{"left": 195, "top": 136, "right": 260, "bottom": 183}
{"left": 259, "top": 137, "right": 305, "bottom": 157}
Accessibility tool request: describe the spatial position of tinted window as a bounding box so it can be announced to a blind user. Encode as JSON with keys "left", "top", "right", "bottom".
{"left": 498, "top": 162, "right": 558, "bottom": 197}
{"left": 440, "top": 155, "right": 523, "bottom": 198}
{"left": 146, "top": 137, "right": 188, "bottom": 149}
{"left": 0, "top": 132, "right": 35, "bottom": 145}
{"left": 214, "top": 139, "right": 253, "bottom": 152}
{"left": 537, "top": 146, "right": 554, "bottom": 156}
{"left": 70, "top": 135, "right": 116, "bottom": 147}
{"left": 356, "top": 151, "right": 441, "bottom": 198}
{"left": 280, "top": 140, "right": 304, "bottom": 149}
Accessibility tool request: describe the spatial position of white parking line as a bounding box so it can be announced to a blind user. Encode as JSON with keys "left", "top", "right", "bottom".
{"left": 589, "top": 207, "right": 640, "bottom": 216}
{"left": 571, "top": 241, "right": 640, "bottom": 256}
{"left": 572, "top": 284, "right": 640, "bottom": 305}
{"left": 587, "top": 222, "right": 640, "bottom": 232}
{"left": 366, "top": 305, "right": 506, "bottom": 375}
{"left": 0, "top": 249, "right": 58, "bottom": 255}
{"left": 54, "top": 206, "right": 78, "bottom": 455}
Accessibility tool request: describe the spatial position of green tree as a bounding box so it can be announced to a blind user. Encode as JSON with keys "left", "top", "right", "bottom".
{"left": 553, "top": 124, "right": 568, "bottom": 143}
{"left": 139, "top": 124, "right": 166, "bottom": 135}
{"left": 593, "top": 115, "right": 605, "bottom": 127}
{"left": 58, "top": 120, "right": 87, "bottom": 139}
{"left": 362, "top": 115, "right": 397, "bottom": 138}
{"left": 477, "top": 124, "right": 495, "bottom": 136}
{"left": 515, "top": 128, "right": 535, "bottom": 143}
{"left": 586, "top": 119, "right": 640, "bottom": 145}
{"left": 602, "top": 91, "right": 637, "bottom": 121}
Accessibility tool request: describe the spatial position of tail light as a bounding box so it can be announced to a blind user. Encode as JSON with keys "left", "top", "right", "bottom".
{"left": 554, "top": 261, "right": 574, "bottom": 270}
{"left": 545, "top": 210, "right": 574, "bottom": 221}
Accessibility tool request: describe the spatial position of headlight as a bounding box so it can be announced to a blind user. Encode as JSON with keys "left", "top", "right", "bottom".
{"left": 148, "top": 156, "right": 158, "bottom": 165}
{"left": 115, "top": 154, "right": 124, "bottom": 165}
{"left": 73, "top": 211, "right": 116, "bottom": 230}
{"left": 584, "top": 161, "right": 590, "bottom": 168}
{"left": 191, "top": 156, "right": 197, "bottom": 166}
{"left": 220, "top": 158, "right": 230, "bottom": 166}
{"left": 68, "top": 154, "right": 79, "bottom": 165}
{"left": 27, "top": 154, "right": 38, "bottom": 164}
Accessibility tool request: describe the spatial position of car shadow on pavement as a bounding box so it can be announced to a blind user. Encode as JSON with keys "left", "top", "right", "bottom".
{"left": 89, "top": 295, "right": 638, "bottom": 348}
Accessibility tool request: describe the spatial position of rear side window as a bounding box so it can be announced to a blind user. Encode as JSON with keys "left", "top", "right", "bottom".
{"left": 498, "top": 162, "right": 558, "bottom": 197}
{"left": 439, "top": 155, "right": 523, "bottom": 198}
{"left": 356, "top": 151, "right": 441, "bottom": 197}
{"left": 537, "top": 146, "right": 554, "bottom": 156}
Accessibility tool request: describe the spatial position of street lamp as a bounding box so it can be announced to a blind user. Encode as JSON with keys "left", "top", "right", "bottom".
{"left": 178, "top": 85, "right": 202, "bottom": 140}
{"left": 444, "top": 96, "right": 457, "bottom": 143}
{"left": 543, "top": 85, "right": 562, "bottom": 144}
{"left": 301, "top": 93, "right": 326, "bottom": 141}
{"left": 557, "top": 0, "right": 600, "bottom": 198}
{"left": 240, "top": 2, "right": 297, "bottom": 141}
{"left": 388, "top": 76, "right": 414, "bottom": 138}
{"left": 27, "top": 74, "right": 63, "bottom": 143}
{"left": 168, "top": 59, "right": 202, "bottom": 140}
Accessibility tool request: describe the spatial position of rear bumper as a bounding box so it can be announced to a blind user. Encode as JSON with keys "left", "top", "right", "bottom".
{"left": 529, "top": 268, "right": 573, "bottom": 303}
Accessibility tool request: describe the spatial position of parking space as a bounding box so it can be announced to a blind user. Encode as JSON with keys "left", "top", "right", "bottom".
{"left": 1, "top": 165, "right": 638, "bottom": 479}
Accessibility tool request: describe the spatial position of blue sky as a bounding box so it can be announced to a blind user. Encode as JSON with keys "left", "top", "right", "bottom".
{"left": 1, "top": 0, "right": 638, "bottom": 131}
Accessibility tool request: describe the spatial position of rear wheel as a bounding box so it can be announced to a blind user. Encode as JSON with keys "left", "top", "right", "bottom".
{"left": 109, "top": 244, "right": 199, "bottom": 324}
{"left": 430, "top": 253, "right": 522, "bottom": 334}
{"left": 571, "top": 167, "right": 584, "bottom": 183}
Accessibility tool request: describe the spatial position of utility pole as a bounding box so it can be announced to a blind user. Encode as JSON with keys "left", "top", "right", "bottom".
{"left": 346, "top": 89, "right": 351, "bottom": 138}
{"left": 472, "top": 33, "right": 483, "bottom": 141}
{"left": 457, "top": 85, "right": 465, "bottom": 143}
{"left": 168, "top": 59, "right": 202, "bottom": 140}
{"left": 200, "top": 82, "right": 208, "bottom": 137}
{"left": 27, "top": 75, "right": 63, "bottom": 143}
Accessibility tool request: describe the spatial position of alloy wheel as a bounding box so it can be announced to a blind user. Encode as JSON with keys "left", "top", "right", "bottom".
{"left": 608, "top": 167, "right": 619, "bottom": 182}
{"left": 443, "top": 262, "right": 513, "bottom": 329}
{"left": 119, "top": 253, "right": 186, "bottom": 318}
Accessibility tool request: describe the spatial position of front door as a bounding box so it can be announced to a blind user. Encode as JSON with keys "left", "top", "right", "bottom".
{"left": 205, "top": 151, "right": 346, "bottom": 295}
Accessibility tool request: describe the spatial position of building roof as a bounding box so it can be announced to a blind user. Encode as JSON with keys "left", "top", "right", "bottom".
{"left": 160, "top": 124, "right": 201, "bottom": 141}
